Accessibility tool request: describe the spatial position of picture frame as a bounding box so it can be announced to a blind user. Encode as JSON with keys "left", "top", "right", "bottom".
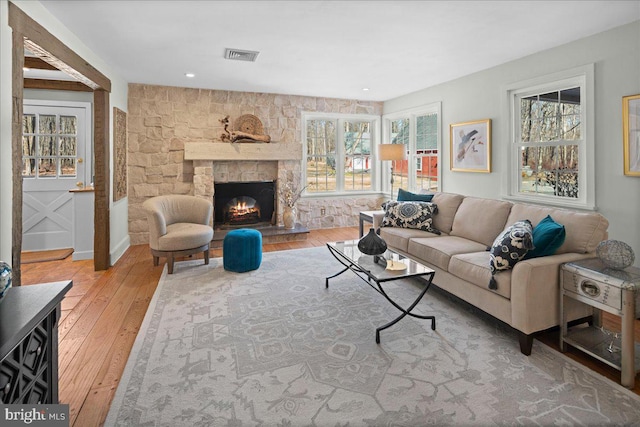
{"left": 450, "top": 119, "right": 491, "bottom": 173}
{"left": 623, "top": 94, "right": 640, "bottom": 177}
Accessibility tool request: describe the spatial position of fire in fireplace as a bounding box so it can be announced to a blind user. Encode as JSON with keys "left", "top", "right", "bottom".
{"left": 224, "top": 196, "right": 261, "bottom": 225}
{"left": 214, "top": 181, "right": 276, "bottom": 228}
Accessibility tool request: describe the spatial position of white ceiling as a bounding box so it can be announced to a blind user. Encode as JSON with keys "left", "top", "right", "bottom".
{"left": 39, "top": 0, "right": 640, "bottom": 101}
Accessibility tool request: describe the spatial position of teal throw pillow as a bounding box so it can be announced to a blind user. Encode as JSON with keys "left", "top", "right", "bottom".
{"left": 397, "top": 188, "right": 434, "bottom": 202}
{"left": 524, "top": 215, "right": 566, "bottom": 259}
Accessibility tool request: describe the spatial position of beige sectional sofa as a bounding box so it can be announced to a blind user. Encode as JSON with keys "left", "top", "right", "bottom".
{"left": 372, "top": 192, "right": 609, "bottom": 355}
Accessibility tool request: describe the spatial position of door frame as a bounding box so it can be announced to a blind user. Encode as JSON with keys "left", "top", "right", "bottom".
{"left": 9, "top": 2, "right": 112, "bottom": 285}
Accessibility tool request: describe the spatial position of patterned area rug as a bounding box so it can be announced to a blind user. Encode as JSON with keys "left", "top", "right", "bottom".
{"left": 106, "top": 247, "right": 640, "bottom": 426}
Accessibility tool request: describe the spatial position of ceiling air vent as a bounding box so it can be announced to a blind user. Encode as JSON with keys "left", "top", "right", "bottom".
{"left": 224, "top": 48, "right": 259, "bottom": 62}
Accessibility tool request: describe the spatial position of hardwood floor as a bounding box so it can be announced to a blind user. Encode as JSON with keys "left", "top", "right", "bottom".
{"left": 20, "top": 226, "right": 640, "bottom": 426}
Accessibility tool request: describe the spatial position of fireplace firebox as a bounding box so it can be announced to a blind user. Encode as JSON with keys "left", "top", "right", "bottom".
{"left": 214, "top": 181, "right": 276, "bottom": 228}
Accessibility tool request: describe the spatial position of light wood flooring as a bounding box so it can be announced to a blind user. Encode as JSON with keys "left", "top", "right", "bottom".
{"left": 20, "top": 226, "right": 640, "bottom": 426}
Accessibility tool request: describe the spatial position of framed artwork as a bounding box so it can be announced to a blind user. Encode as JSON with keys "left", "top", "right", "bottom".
{"left": 623, "top": 94, "right": 640, "bottom": 177}
{"left": 450, "top": 119, "right": 491, "bottom": 173}
{"left": 113, "top": 107, "right": 128, "bottom": 201}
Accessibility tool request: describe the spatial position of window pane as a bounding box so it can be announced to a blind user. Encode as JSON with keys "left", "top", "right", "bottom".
{"left": 416, "top": 114, "right": 437, "bottom": 150}
{"left": 59, "top": 115, "right": 77, "bottom": 134}
{"left": 557, "top": 144, "right": 578, "bottom": 170}
{"left": 344, "top": 154, "right": 371, "bottom": 191}
{"left": 60, "top": 136, "right": 77, "bottom": 156}
{"left": 23, "top": 114, "right": 35, "bottom": 134}
{"left": 391, "top": 118, "right": 409, "bottom": 145}
{"left": 38, "top": 136, "right": 56, "bottom": 156}
{"left": 415, "top": 154, "right": 438, "bottom": 192}
{"left": 39, "top": 115, "right": 56, "bottom": 134}
{"left": 344, "top": 121, "right": 371, "bottom": 155}
{"left": 306, "top": 119, "right": 337, "bottom": 193}
{"left": 22, "top": 135, "right": 35, "bottom": 157}
{"left": 60, "top": 158, "right": 77, "bottom": 177}
{"left": 22, "top": 159, "right": 36, "bottom": 177}
{"left": 560, "top": 88, "right": 581, "bottom": 140}
{"left": 520, "top": 146, "right": 538, "bottom": 194}
{"left": 38, "top": 158, "right": 57, "bottom": 177}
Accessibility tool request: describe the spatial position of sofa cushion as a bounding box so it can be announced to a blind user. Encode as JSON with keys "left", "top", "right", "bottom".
{"left": 379, "top": 227, "right": 440, "bottom": 253}
{"left": 408, "top": 236, "right": 487, "bottom": 271}
{"left": 397, "top": 188, "right": 434, "bottom": 202}
{"left": 489, "top": 220, "right": 534, "bottom": 289}
{"left": 449, "top": 252, "right": 512, "bottom": 299}
{"left": 506, "top": 203, "right": 608, "bottom": 254}
{"left": 381, "top": 201, "right": 441, "bottom": 234}
{"left": 430, "top": 192, "right": 465, "bottom": 234}
{"left": 450, "top": 197, "right": 513, "bottom": 246}
{"left": 524, "top": 215, "right": 566, "bottom": 259}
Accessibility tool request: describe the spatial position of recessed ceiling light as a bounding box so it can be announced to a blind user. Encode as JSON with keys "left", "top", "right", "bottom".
{"left": 362, "top": 87, "right": 370, "bottom": 91}
{"left": 185, "top": 73, "right": 195, "bottom": 78}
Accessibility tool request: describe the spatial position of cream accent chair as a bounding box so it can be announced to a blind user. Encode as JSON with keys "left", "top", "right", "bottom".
{"left": 143, "top": 195, "right": 214, "bottom": 274}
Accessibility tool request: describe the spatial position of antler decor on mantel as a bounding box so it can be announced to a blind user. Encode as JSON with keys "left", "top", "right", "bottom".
{"left": 220, "top": 114, "right": 271, "bottom": 143}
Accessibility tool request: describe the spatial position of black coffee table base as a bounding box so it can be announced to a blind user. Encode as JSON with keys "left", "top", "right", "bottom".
{"left": 326, "top": 244, "right": 436, "bottom": 343}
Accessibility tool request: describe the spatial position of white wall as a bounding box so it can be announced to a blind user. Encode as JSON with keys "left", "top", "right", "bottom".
{"left": 0, "top": 0, "right": 130, "bottom": 266}
{"left": 385, "top": 20, "right": 640, "bottom": 266}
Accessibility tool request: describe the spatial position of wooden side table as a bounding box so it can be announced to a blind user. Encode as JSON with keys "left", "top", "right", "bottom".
{"left": 359, "top": 210, "right": 384, "bottom": 237}
{"left": 560, "top": 258, "right": 640, "bottom": 388}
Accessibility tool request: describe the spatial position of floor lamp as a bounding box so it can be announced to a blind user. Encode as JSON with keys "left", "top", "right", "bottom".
{"left": 378, "top": 144, "right": 407, "bottom": 201}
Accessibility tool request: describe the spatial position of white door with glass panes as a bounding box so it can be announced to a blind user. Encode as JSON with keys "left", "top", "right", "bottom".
{"left": 22, "top": 101, "right": 92, "bottom": 252}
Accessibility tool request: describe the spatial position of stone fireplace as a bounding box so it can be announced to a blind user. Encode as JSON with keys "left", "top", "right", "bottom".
{"left": 186, "top": 141, "right": 303, "bottom": 230}
{"left": 126, "top": 83, "right": 384, "bottom": 245}
{"left": 214, "top": 180, "right": 277, "bottom": 228}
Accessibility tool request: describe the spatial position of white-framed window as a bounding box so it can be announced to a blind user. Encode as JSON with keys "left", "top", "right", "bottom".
{"left": 504, "top": 64, "right": 595, "bottom": 210}
{"left": 382, "top": 102, "right": 442, "bottom": 196}
{"left": 303, "top": 112, "right": 380, "bottom": 195}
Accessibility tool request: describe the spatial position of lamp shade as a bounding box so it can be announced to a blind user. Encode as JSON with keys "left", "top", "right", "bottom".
{"left": 378, "top": 144, "right": 406, "bottom": 161}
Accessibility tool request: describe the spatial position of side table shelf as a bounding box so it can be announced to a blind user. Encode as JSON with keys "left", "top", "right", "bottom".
{"left": 560, "top": 258, "right": 640, "bottom": 389}
{"left": 0, "top": 281, "right": 72, "bottom": 404}
{"left": 563, "top": 326, "right": 640, "bottom": 372}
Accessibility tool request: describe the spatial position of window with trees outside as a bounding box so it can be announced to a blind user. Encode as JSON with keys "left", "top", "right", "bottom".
{"left": 506, "top": 65, "right": 594, "bottom": 209}
{"left": 383, "top": 103, "right": 441, "bottom": 197}
{"left": 22, "top": 113, "right": 78, "bottom": 178}
{"left": 304, "top": 113, "right": 379, "bottom": 194}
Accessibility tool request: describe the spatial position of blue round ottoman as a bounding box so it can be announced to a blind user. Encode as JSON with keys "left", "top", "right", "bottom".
{"left": 223, "top": 229, "right": 263, "bottom": 272}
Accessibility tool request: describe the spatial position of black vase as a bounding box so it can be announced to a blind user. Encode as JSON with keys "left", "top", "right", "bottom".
{"left": 358, "top": 228, "right": 387, "bottom": 255}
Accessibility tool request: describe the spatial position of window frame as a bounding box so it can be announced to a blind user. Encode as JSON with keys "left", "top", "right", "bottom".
{"left": 503, "top": 64, "right": 595, "bottom": 210}
{"left": 382, "top": 102, "right": 442, "bottom": 194}
{"left": 302, "top": 111, "right": 381, "bottom": 198}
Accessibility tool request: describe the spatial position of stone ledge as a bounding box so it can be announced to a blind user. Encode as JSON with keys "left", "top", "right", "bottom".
{"left": 184, "top": 141, "right": 302, "bottom": 161}
{"left": 211, "top": 224, "right": 309, "bottom": 248}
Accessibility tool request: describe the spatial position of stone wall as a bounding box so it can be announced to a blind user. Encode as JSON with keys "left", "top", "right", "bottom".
{"left": 128, "top": 83, "right": 384, "bottom": 245}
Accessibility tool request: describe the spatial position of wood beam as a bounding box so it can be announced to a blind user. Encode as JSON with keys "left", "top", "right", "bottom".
{"left": 12, "top": 30, "right": 24, "bottom": 287}
{"left": 24, "top": 56, "right": 57, "bottom": 70}
{"left": 93, "top": 89, "right": 110, "bottom": 271}
{"left": 10, "top": 1, "right": 113, "bottom": 273}
{"left": 8, "top": 2, "right": 111, "bottom": 92}
{"left": 24, "top": 78, "right": 93, "bottom": 92}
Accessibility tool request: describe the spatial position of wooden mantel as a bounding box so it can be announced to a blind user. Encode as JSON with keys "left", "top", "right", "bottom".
{"left": 184, "top": 142, "right": 302, "bottom": 161}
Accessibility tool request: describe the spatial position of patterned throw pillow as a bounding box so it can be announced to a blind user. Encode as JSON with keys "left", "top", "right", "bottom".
{"left": 381, "top": 201, "right": 441, "bottom": 234}
{"left": 488, "top": 219, "right": 534, "bottom": 290}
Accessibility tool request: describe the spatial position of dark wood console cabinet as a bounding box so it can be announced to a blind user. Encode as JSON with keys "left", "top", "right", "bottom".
{"left": 0, "top": 281, "right": 72, "bottom": 404}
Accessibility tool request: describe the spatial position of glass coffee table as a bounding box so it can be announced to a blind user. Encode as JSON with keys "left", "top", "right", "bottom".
{"left": 326, "top": 240, "right": 436, "bottom": 343}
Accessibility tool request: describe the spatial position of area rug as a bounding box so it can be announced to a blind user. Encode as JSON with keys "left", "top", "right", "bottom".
{"left": 106, "top": 247, "right": 640, "bottom": 426}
